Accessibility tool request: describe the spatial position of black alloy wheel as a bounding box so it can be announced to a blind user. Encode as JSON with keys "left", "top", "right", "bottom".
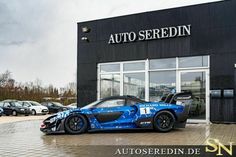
{"left": 64, "top": 114, "right": 88, "bottom": 134}
{"left": 153, "top": 111, "right": 175, "bottom": 132}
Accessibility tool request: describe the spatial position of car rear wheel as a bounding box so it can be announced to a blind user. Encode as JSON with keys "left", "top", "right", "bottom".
{"left": 12, "top": 110, "right": 17, "bottom": 116}
{"left": 64, "top": 114, "right": 88, "bottom": 134}
{"left": 153, "top": 111, "right": 175, "bottom": 132}
{"left": 32, "top": 110, "right": 36, "bottom": 115}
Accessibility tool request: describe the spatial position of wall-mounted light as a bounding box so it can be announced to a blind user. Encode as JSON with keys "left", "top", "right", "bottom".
{"left": 235, "top": 64, "right": 236, "bottom": 68}
{"left": 81, "top": 27, "right": 90, "bottom": 33}
{"left": 81, "top": 36, "right": 89, "bottom": 42}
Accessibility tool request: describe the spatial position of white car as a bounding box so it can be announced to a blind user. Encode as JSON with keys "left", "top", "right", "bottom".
{"left": 21, "top": 101, "right": 49, "bottom": 115}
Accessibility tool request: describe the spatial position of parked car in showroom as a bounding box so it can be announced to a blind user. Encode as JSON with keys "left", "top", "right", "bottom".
{"left": 41, "top": 92, "right": 192, "bottom": 134}
{"left": 67, "top": 103, "right": 77, "bottom": 109}
{"left": 0, "top": 106, "right": 3, "bottom": 117}
{"left": 20, "top": 101, "right": 49, "bottom": 115}
{"left": 0, "top": 100, "right": 31, "bottom": 116}
{"left": 41, "top": 102, "right": 68, "bottom": 114}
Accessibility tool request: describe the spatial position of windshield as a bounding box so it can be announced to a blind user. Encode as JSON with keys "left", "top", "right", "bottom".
{"left": 81, "top": 100, "right": 100, "bottom": 109}
{"left": 30, "top": 101, "right": 41, "bottom": 106}
{"left": 52, "top": 102, "right": 63, "bottom": 107}
{"left": 12, "top": 102, "right": 23, "bottom": 107}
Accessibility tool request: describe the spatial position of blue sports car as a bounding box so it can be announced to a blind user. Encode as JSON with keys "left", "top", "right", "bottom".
{"left": 40, "top": 92, "right": 192, "bottom": 134}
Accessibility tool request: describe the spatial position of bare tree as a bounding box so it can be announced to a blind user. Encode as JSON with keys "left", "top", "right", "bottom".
{"left": 0, "top": 70, "right": 12, "bottom": 87}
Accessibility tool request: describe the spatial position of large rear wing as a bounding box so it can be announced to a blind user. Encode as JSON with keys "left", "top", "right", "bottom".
{"left": 163, "top": 92, "right": 193, "bottom": 106}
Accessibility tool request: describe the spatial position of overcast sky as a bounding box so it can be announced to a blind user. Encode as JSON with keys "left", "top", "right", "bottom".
{"left": 0, "top": 0, "right": 222, "bottom": 88}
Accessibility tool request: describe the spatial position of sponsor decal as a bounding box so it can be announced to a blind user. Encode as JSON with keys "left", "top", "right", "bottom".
{"left": 140, "top": 107, "right": 151, "bottom": 115}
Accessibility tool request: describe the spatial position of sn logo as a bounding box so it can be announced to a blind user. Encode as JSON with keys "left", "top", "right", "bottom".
{"left": 206, "top": 138, "right": 234, "bottom": 156}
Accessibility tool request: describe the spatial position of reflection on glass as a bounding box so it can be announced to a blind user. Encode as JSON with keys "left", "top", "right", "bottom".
{"left": 181, "top": 72, "right": 206, "bottom": 119}
{"left": 150, "top": 58, "right": 176, "bottom": 69}
{"left": 124, "top": 73, "right": 145, "bottom": 99}
{"left": 149, "top": 71, "right": 176, "bottom": 102}
{"left": 100, "top": 64, "right": 120, "bottom": 73}
{"left": 124, "top": 62, "right": 145, "bottom": 71}
{"left": 179, "top": 56, "right": 208, "bottom": 68}
{"left": 100, "top": 74, "right": 120, "bottom": 98}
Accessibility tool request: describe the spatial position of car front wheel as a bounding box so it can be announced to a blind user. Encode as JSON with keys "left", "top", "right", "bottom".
{"left": 153, "top": 111, "right": 175, "bottom": 132}
{"left": 12, "top": 110, "right": 17, "bottom": 116}
{"left": 64, "top": 114, "right": 88, "bottom": 134}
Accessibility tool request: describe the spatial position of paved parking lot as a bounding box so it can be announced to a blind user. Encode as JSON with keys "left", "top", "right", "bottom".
{"left": 0, "top": 115, "right": 49, "bottom": 124}
{"left": 0, "top": 119, "right": 235, "bottom": 157}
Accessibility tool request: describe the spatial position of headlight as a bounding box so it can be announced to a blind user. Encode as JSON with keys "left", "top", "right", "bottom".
{"left": 20, "top": 109, "right": 24, "bottom": 111}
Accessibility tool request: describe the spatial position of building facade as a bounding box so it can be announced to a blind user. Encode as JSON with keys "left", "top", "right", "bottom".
{"left": 77, "top": 0, "right": 236, "bottom": 123}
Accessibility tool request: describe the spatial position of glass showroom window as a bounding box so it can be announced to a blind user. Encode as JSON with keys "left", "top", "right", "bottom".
{"left": 123, "top": 62, "right": 145, "bottom": 100}
{"left": 149, "top": 71, "right": 176, "bottom": 102}
{"left": 150, "top": 58, "right": 176, "bottom": 69}
{"left": 149, "top": 58, "right": 176, "bottom": 102}
{"left": 124, "top": 62, "right": 145, "bottom": 71}
{"left": 179, "top": 56, "right": 208, "bottom": 68}
{"left": 124, "top": 73, "right": 145, "bottom": 100}
{"left": 100, "top": 74, "right": 120, "bottom": 98}
{"left": 100, "top": 64, "right": 120, "bottom": 73}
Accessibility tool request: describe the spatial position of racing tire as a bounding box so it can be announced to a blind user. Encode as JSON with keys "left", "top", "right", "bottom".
{"left": 12, "top": 110, "right": 17, "bottom": 116}
{"left": 32, "top": 110, "right": 36, "bottom": 115}
{"left": 64, "top": 113, "right": 88, "bottom": 134}
{"left": 153, "top": 110, "right": 175, "bottom": 132}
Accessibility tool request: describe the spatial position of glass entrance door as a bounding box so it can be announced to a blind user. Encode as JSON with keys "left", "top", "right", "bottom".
{"left": 180, "top": 70, "right": 208, "bottom": 121}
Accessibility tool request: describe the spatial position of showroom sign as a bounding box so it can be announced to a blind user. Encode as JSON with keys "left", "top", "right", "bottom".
{"left": 108, "top": 24, "right": 191, "bottom": 44}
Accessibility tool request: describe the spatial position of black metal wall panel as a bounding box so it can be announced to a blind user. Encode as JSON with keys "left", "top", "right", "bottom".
{"left": 77, "top": 0, "right": 236, "bottom": 122}
{"left": 235, "top": 69, "right": 236, "bottom": 122}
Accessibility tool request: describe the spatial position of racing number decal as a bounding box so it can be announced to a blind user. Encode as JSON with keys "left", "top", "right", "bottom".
{"left": 140, "top": 107, "right": 151, "bottom": 115}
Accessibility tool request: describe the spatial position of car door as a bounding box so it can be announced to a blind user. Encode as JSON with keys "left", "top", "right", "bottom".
{"left": 3, "top": 102, "right": 12, "bottom": 115}
{"left": 22, "top": 102, "right": 30, "bottom": 108}
{"left": 91, "top": 98, "right": 137, "bottom": 127}
{"left": 23, "top": 102, "right": 32, "bottom": 111}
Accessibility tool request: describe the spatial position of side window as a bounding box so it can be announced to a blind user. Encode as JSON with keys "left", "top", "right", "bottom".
{"left": 48, "top": 103, "right": 53, "bottom": 107}
{"left": 23, "top": 102, "right": 30, "bottom": 107}
{"left": 0, "top": 102, "right": 3, "bottom": 107}
{"left": 126, "top": 99, "right": 139, "bottom": 106}
{"left": 96, "top": 99, "right": 125, "bottom": 108}
{"left": 3, "top": 102, "right": 11, "bottom": 107}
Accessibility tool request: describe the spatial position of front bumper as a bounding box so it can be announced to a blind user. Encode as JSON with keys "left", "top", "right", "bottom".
{"left": 40, "top": 116, "right": 65, "bottom": 134}
{"left": 38, "top": 109, "right": 49, "bottom": 114}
